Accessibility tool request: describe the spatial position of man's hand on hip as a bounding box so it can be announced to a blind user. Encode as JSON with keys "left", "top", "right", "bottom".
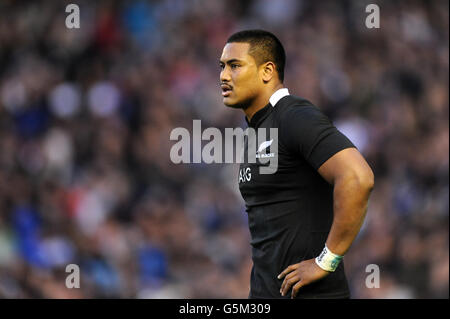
{"left": 278, "top": 258, "right": 330, "bottom": 298}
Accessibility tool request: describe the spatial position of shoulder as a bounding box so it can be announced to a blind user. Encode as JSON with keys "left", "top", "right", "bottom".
{"left": 277, "top": 94, "right": 315, "bottom": 109}
{"left": 275, "top": 95, "right": 328, "bottom": 125}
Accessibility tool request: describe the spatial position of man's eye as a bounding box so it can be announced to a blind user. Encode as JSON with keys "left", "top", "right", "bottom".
{"left": 231, "top": 64, "right": 239, "bottom": 69}
{"left": 219, "top": 64, "right": 225, "bottom": 69}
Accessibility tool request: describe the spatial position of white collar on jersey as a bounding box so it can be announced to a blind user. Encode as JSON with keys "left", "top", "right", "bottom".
{"left": 269, "top": 88, "right": 290, "bottom": 107}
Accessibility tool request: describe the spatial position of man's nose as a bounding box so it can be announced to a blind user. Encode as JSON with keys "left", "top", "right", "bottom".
{"left": 220, "top": 67, "right": 231, "bottom": 83}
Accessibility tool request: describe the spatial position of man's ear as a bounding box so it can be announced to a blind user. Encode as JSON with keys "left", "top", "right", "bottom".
{"left": 261, "top": 62, "right": 276, "bottom": 83}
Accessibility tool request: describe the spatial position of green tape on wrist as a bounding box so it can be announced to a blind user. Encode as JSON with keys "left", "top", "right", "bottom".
{"left": 315, "top": 245, "right": 343, "bottom": 272}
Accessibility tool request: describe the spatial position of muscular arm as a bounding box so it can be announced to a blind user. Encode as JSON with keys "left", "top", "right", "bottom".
{"left": 318, "top": 147, "right": 374, "bottom": 256}
{"left": 279, "top": 147, "right": 374, "bottom": 297}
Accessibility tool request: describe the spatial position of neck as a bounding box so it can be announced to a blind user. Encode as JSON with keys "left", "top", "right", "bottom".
{"left": 244, "top": 83, "right": 284, "bottom": 122}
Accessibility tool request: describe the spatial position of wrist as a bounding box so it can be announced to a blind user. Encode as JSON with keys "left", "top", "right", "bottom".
{"left": 314, "top": 244, "right": 343, "bottom": 272}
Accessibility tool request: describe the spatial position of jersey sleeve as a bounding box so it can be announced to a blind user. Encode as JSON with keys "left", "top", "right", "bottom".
{"left": 280, "top": 105, "right": 356, "bottom": 170}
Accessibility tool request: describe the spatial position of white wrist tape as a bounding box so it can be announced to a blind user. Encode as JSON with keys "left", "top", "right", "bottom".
{"left": 315, "top": 245, "right": 343, "bottom": 272}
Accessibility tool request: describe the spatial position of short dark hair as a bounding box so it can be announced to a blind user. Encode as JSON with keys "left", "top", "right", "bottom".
{"left": 226, "top": 29, "right": 286, "bottom": 82}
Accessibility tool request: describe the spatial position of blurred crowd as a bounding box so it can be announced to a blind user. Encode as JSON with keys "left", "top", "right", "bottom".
{"left": 0, "top": 0, "right": 448, "bottom": 298}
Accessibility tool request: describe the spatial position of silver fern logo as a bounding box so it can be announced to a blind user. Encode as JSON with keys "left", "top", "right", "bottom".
{"left": 256, "top": 139, "right": 275, "bottom": 158}
{"left": 257, "top": 139, "right": 273, "bottom": 153}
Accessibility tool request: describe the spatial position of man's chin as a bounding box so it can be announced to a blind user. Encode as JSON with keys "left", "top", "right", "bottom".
{"left": 223, "top": 98, "right": 248, "bottom": 110}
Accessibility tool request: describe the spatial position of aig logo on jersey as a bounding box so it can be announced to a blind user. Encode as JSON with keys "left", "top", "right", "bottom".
{"left": 239, "top": 167, "right": 252, "bottom": 183}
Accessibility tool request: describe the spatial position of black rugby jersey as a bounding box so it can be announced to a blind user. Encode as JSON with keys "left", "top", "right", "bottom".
{"left": 238, "top": 89, "right": 356, "bottom": 299}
